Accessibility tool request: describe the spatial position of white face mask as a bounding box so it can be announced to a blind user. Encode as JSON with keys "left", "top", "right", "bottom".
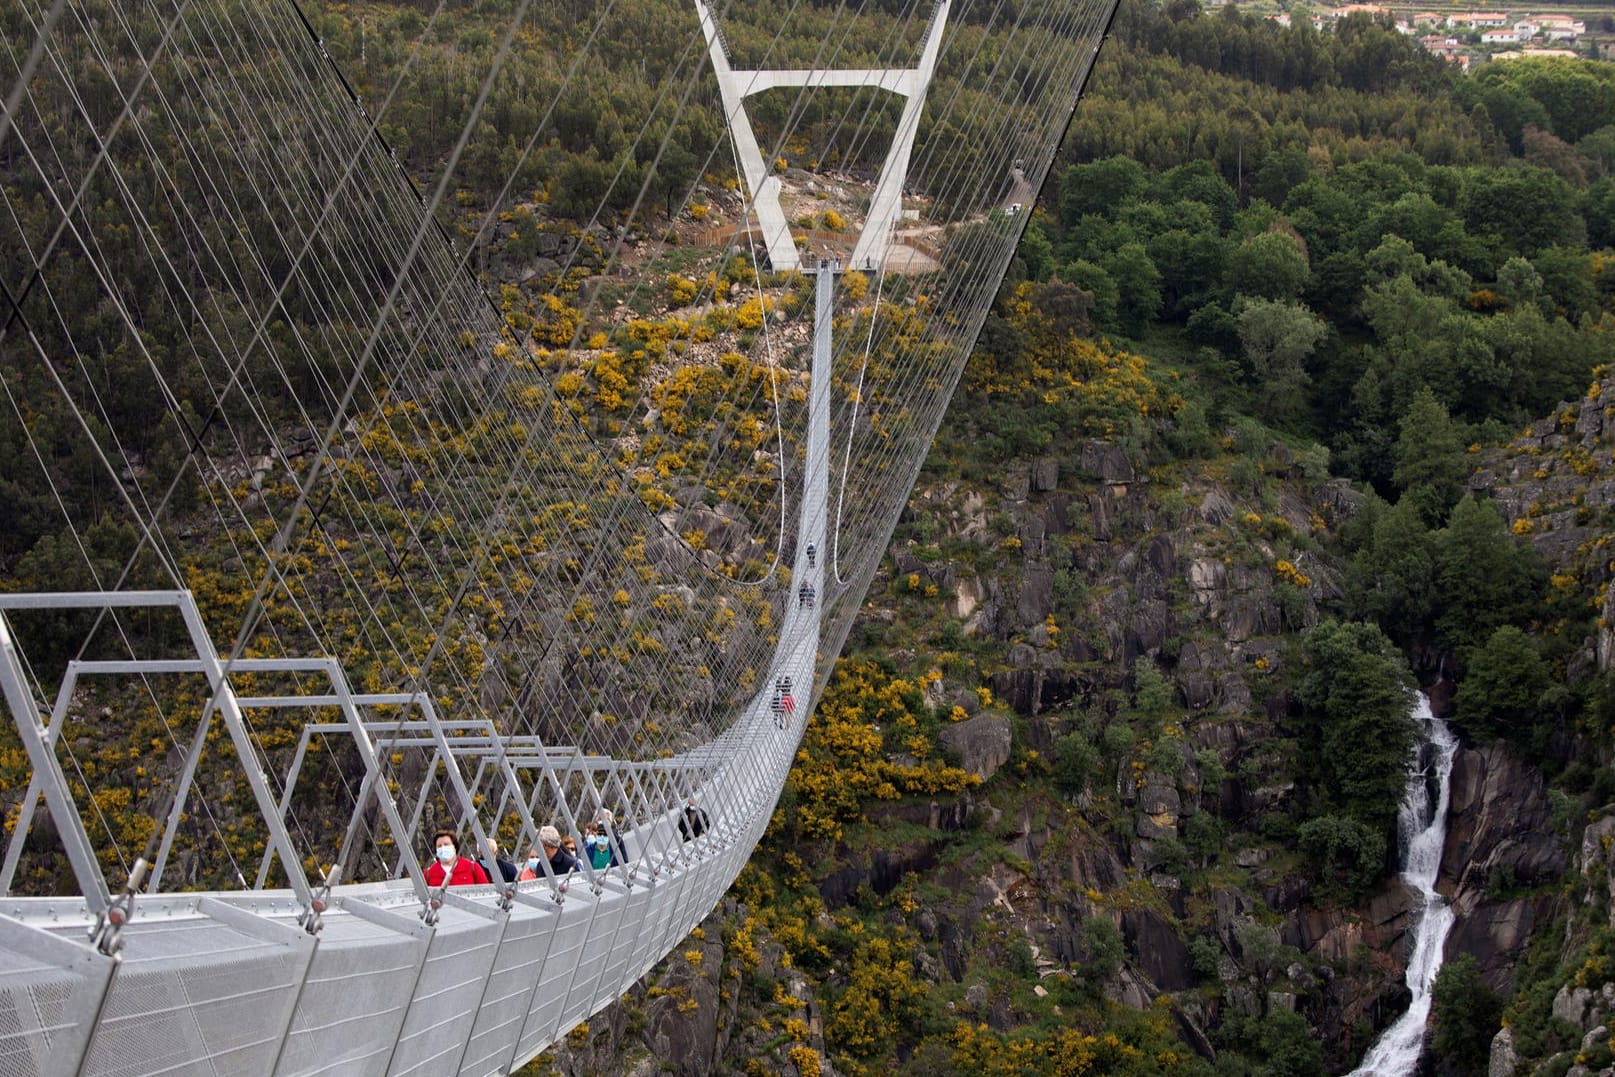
{"left": 436, "top": 845, "right": 456, "bottom": 863}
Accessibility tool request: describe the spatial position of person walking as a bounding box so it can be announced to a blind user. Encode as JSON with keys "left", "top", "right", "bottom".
{"left": 425, "top": 829, "right": 490, "bottom": 887}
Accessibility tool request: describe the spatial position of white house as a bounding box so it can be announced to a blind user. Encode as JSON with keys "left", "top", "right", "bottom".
{"left": 1535, "top": 14, "right": 1586, "bottom": 31}
{"left": 1448, "top": 11, "right": 1510, "bottom": 28}
{"left": 1328, "top": 3, "right": 1390, "bottom": 18}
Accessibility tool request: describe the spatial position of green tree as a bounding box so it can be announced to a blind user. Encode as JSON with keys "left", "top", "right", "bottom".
{"left": 1490, "top": 57, "right": 1615, "bottom": 143}
{"left": 1059, "top": 156, "right": 1148, "bottom": 227}
{"left": 1152, "top": 159, "right": 1238, "bottom": 230}
{"left": 1579, "top": 125, "right": 1615, "bottom": 178}
{"left": 1235, "top": 298, "right": 1325, "bottom": 423}
{"left": 1253, "top": 146, "right": 1311, "bottom": 207}
{"left": 1432, "top": 495, "right": 1546, "bottom": 649}
{"left": 1184, "top": 811, "right": 1225, "bottom": 866}
{"left": 1061, "top": 260, "right": 1120, "bottom": 329}
{"left": 1458, "top": 165, "right": 1583, "bottom": 257}
{"left": 1296, "top": 620, "right": 1416, "bottom": 833}
{"left": 1101, "top": 242, "right": 1164, "bottom": 331}
{"left": 1079, "top": 916, "right": 1124, "bottom": 987}
{"left": 1391, "top": 387, "right": 1467, "bottom": 523}
{"left": 1226, "top": 230, "right": 1311, "bottom": 301}
{"left": 1133, "top": 656, "right": 1176, "bottom": 717}
{"left": 1052, "top": 732, "right": 1100, "bottom": 795}
{"left": 149, "top": 402, "right": 204, "bottom": 514}
{"left": 1456, "top": 77, "right": 1553, "bottom": 153}
{"left": 1297, "top": 814, "right": 1388, "bottom": 903}
{"left": 1345, "top": 498, "right": 1437, "bottom": 641}
{"left": 1432, "top": 954, "right": 1504, "bottom": 1075}
{"left": 1356, "top": 195, "right": 1479, "bottom": 278}
{"left": 1149, "top": 219, "right": 1229, "bottom": 315}
{"left": 1495, "top": 257, "right": 1545, "bottom": 309}
{"left": 1482, "top": 302, "right": 1612, "bottom": 419}
{"left": 1218, "top": 1008, "right": 1328, "bottom": 1077}
{"left": 1019, "top": 217, "right": 1056, "bottom": 281}
{"left": 1531, "top": 247, "right": 1598, "bottom": 319}
{"left": 1455, "top": 625, "right": 1552, "bottom": 743}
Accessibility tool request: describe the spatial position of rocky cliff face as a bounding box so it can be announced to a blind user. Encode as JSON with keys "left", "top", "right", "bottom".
{"left": 1472, "top": 375, "right": 1615, "bottom": 576}
{"left": 534, "top": 387, "right": 1614, "bottom": 1073}
{"left": 1440, "top": 743, "right": 1566, "bottom": 996}
{"left": 1487, "top": 815, "right": 1615, "bottom": 1077}
{"left": 1473, "top": 372, "right": 1615, "bottom": 684}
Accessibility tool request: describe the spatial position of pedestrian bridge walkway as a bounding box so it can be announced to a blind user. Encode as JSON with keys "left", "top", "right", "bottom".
{"left": 0, "top": 0, "right": 1118, "bottom": 1069}
{"left": 0, "top": 584, "right": 814, "bottom": 1077}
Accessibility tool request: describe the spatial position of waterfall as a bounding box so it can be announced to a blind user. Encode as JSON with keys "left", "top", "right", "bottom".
{"left": 1350, "top": 692, "right": 1460, "bottom": 1076}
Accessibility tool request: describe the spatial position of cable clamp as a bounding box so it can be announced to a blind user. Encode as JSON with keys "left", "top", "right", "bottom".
{"left": 421, "top": 880, "right": 448, "bottom": 926}
{"left": 300, "top": 864, "right": 340, "bottom": 935}
{"left": 89, "top": 857, "right": 147, "bottom": 959}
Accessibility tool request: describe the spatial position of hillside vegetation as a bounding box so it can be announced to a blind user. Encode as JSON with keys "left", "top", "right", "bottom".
{"left": 519, "top": 5, "right": 1615, "bottom": 1075}
{"left": 6, "top": 0, "right": 1615, "bottom": 1073}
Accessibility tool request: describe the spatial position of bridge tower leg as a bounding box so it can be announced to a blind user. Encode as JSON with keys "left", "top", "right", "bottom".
{"left": 695, "top": 0, "right": 951, "bottom": 274}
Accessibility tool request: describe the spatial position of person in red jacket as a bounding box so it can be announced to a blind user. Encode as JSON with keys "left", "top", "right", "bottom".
{"left": 425, "top": 828, "right": 489, "bottom": 887}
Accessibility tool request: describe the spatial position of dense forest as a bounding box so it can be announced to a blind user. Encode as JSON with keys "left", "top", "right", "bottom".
{"left": 683, "top": 5, "right": 1615, "bottom": 1075}
{"left": 7, "top": 0, "right": 1615, "bottom": 1073}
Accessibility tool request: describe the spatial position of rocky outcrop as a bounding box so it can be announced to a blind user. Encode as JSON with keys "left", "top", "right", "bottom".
{"left": 939, "top": 713, "right": 1013, "bottom": 780}
{"left": 1440, "top": 744, "right": 1567, "bottom": 994}
{"left": 1122, "top": 908, "right": 1194, "bottom": 991}
{"left": 1601, "top": 582, "right": 1615, "bottom": 674}
{"left": 1283, "top": 879, "right": 1415, "bottom": 967}
{"left": 1473, "top": 375, "right": 1615, "bottom": 635}
{"left": 639, "top": 928, "right": 730, "bottom": 1076}
{"left": 988, "top": 652, "right": 1088, "bottom": 716}
{"left": 1488, "top": 1026, "right": 1520, "bottom": 1077}
{"left": 661, "top": 378, "right": 1613, "bottom": 1074}
{"left": 1520, "top": 986, "right": 1615, "bottom": 1077}
{"left": 1077, "top": 440, "right": 1138, "bottom": 484}
{"left": 1582, "top": 816, "right": 1615, "bottom": 929}
{"left": 819, "top": 839, "right": 948, "bottom": 909}
{"left": 542, "top": 901, "right": 781, "bottom": 1077}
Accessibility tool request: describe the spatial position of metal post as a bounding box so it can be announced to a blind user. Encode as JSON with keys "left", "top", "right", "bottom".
{"left": 175, "top": 596, "right": 314, "bottom": 907}
{"left": 0, "top": 658, "right": 80, "bottom": 895}
{"left": 0, "top": 613, "right": 111, "bottom": 914}
{"left": 150, "top": 692, "right": 217, "bottom": 891}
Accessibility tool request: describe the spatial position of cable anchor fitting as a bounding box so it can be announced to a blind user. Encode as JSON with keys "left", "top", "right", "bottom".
{"left": 421, "top": 879, "right": 448, "bottom": 927}
{"left": 300, "top": 864, "right": 340, "bottom": 935}
{"left": 89, "top": 857, "right": 147, "bottom": 959}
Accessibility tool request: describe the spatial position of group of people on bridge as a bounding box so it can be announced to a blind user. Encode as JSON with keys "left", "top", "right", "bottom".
{"left": 425, "top": 811, "right": 626, "bottom": 887}
{"left": 770, "top": 676, "right": 796, "bottom": 729}
{"left": 425, "top": 533, "right": 829, "bottom": 891}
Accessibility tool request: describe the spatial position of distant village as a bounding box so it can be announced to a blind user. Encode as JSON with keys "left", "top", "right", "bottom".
{"left": 1258, "top": 4, "right": 1605, "bottom": 69}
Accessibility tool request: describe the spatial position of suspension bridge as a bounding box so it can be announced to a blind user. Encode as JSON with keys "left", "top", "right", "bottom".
{"left": 0, "top": 0, "right": 1117, "bottom": 1071}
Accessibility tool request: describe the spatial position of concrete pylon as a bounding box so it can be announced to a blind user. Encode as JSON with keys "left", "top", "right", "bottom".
{"left": 695, "top": 0, "right": 950, "bottom": 273}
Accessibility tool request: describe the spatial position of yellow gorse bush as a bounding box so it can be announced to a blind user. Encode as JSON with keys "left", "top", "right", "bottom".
{"left": 787, "top": 660, "right": 977, "bottom": 841}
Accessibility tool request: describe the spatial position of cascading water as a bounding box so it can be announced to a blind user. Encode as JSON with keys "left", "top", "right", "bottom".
{"left": 1350, "top": 693, "right": 1460, "bottom": 1076}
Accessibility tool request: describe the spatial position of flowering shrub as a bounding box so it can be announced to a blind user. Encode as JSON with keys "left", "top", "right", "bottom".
{"left": 787, "top": 661, "right": 977, "bottom": 841}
